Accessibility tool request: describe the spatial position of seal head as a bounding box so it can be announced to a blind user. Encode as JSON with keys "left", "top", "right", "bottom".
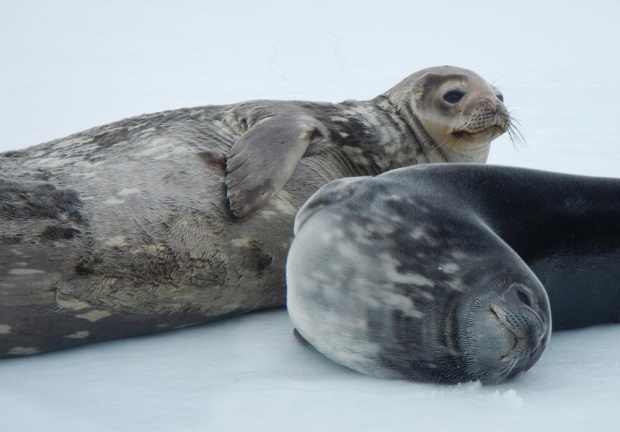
{"left": 383, "top": 66, "right": 510, "bottom": 163}
{"left": 287, "top": 175, "right": 550, "bottom": 384}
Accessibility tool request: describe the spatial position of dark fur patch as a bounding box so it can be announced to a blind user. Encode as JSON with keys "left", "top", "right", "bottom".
{"left": 2, "top": 150, "right": 26, "bottom": 158}
{"left": 39, "top": 225, "right": 81, "bottom": 242}
{"left": 197, "top": 150, "right": 227, "bottom": 170}
{"left": 94, "top": 128, "right": 131, "bottom": 149}
{"left": 2, "top": 234, "right": 23, "bottom": 244}
{"left": 74, "top": 255, "right": 100, "bottom": 276}
{"left": 0, "top": 178, "right": 84, "bottom": 222}
{"left": 252, "top": 241, "right": 273, "bottom": 272}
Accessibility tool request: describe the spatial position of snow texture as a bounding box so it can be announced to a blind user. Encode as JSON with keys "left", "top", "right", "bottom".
{"left": 1, "top": 0, "right": 620, "bottom": 430}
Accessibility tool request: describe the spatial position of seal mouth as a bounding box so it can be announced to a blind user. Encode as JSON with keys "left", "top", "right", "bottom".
{"left": 451, "top": 125, "right": 505, "bottom": 140}
{"left": 488, "top": 305, "right": 524, "bottom": 361}
{"left": 451, "top": 130, "right": 474, "bottom": 139}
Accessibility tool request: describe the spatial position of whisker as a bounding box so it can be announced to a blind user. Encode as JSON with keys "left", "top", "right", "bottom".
{"left": 493, "top": 357, "right": 519, "bottom": 383}
{"left": 504, "top": 112, "right": 526, "bottom": 151}
{"left": 508, "top": 130, "right": 522, "bottom": 155}
{"left": 509, "top": 123, "right": 527, "bottom": 149}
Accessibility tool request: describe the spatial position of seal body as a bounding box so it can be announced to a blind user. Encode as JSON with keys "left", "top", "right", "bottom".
{"left": 288, "top": 165, "right": 620, "bottom": 384}
{"left": 0, "top": 66, "right": 509, "bottom": 357}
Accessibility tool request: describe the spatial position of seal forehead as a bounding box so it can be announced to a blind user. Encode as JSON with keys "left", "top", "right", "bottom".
{"left": 417, "top": 72, "right": 498, "bottom": 105}
{"left": 421, "top": 72, "right": 481, "bottom": 87}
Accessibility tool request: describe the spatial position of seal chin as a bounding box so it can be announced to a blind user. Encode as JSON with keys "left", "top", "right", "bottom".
{"left": 439, "top": 141, "right": 491, "bottom": 163}
{"left": 461, "top": 283, "right": 550, "bottom": 384}
{"left": 438, "top": 126, "right": 505, "bottom": 162}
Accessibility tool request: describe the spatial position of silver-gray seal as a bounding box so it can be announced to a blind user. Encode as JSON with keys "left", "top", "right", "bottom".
{"left": 286, "top": 164, "right": 619, "bottom": 384}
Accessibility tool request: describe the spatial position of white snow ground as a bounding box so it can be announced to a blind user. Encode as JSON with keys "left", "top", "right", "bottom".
{"left": 1, "top": 1, "right": 620, "bottom": 431}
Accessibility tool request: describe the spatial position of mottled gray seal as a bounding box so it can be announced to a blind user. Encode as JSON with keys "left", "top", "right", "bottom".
{"left": 288, "top": 164, "right": 620, "bottom": 384}
{"left": 0, "top": 66, "right": 511, "bottom": 357}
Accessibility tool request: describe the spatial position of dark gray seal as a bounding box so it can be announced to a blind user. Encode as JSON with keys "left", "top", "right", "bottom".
{"left": 288, "top": 164, "right": 620, "bottom": 384}
{"left": 0, "top": 66, "right": 511, "bottom": 357}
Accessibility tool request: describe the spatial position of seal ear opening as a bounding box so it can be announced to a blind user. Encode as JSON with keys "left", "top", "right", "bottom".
{"left": 293, "top": 177, "right": 368, "bottom": 235}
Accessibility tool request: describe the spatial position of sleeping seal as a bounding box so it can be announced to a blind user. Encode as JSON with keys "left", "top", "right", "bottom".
{"left": 288, "top": 164, "right": 620, "bottom": 384}
{"left": 0, "top": 66, "right": 511, "bottom": 357}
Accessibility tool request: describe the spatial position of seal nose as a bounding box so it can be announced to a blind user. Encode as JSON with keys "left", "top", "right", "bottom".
{"left": 490, "top": 286, "right": 546, "bottom": 355}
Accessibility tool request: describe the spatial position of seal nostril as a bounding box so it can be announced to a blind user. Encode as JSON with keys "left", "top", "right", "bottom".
{"left": 497, "top": 94, "right": 504, "bottom": 102}
{"left": 516, "top": 290, "right": 531, "bottom": 307}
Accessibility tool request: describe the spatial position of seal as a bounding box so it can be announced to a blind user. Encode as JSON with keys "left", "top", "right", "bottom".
{"left": 287, "top": 164, "right": 620, "bottom": 384}
{"left": 0, "top": 66, "right": 511, "bottom": 357}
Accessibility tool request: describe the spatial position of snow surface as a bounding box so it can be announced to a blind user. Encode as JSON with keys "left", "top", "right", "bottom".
{"left": 1, "top": 1, "right": 620, "bottom": 430}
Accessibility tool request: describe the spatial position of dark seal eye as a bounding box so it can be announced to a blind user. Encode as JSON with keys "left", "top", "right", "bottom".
{"left": 497, "top": 94, "right": 504, "bottom": 102}
{"left": 443, "top": 90, "right": 465, "bottom": 104}
{"left": 516, "top": 290, "right": 531, "bottom": 307}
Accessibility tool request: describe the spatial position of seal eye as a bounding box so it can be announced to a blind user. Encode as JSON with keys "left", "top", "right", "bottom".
{"left": 516, "top": 290, "right": 531, "bottom": 307}
{"left": 443, "top": 90, "right": 465, "bottom": 104}
{"left": 497, "top": 94, "right": 504, "bottom": 102}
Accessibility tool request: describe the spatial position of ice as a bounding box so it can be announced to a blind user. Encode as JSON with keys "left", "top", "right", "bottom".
{"left": 1, "top": 1, "right": 620, "bottom": 430}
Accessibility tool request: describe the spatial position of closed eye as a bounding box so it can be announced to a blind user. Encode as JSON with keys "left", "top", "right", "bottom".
{"left": 516, "top": 290, "right": 531, "bottom": 307}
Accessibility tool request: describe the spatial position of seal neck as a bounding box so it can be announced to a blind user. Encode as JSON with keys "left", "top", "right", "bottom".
{"left": 371, "top": 95, "right": 449, "bottom": 164}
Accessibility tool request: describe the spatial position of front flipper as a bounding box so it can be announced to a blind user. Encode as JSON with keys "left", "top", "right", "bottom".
{"left": 226, "top": 114, "right": 323, "bottom": 219}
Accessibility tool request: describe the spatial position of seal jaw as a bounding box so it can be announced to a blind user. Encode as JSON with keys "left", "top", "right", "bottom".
{"left": 439, "top": 124, "right": 505, "bottom": 162}
{"left": 438, "top": 104, "right": 510, "bottom": 163}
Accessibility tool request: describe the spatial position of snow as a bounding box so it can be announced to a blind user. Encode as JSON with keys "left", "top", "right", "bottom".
{"left": 1, "top": 0, "right": 620, "bottom": 430}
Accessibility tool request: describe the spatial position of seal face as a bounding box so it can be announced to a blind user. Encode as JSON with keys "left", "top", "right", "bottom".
{"left": 382, "top": 66, "right": 512, "bottom": 164}
{"left": 287, "top": 165, "right": 620, "bottom": 383}
{"left": 0, "top": 66, "right": 510, "bottom": 357}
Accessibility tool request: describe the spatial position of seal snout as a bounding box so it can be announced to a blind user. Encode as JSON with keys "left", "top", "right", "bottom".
{"left": 489, "top": 286, "right": 546, "bottom": 358}
{"left": 455, "top": 102, "right": 510, "bottom": 137}
{"left": 465, "top": 283, "right": 549, "bottom": 384}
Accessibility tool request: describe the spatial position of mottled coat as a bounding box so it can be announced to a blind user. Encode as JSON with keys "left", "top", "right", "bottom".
{"left": 0, "top": 66, "right": 509, "bottom": 356}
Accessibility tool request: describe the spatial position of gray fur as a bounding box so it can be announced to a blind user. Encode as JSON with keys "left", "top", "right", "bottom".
{"left": 287, "top": 166, "right": 551, "bottom": 385}
{"left": 0, "top": 66, "right": 508, "bottom": 356}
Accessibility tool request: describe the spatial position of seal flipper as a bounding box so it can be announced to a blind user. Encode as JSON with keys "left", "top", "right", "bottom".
{"left": 226, "top": 114, "right": 322, "bottom": 218}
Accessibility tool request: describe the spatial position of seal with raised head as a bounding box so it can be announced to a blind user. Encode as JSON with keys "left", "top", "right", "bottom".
{"left": 287, "top": 164, "right": 620, "bottom": 384}
{"left": 0, "top": 66, "right": 511, "bottom": 357}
